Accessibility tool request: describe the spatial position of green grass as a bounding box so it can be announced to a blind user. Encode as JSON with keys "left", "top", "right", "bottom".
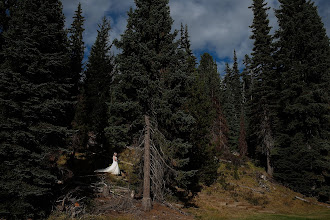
{"left": 192, "top": 211, "right": 330, "bottom": 220}
{"left": 243, "top": 211, "right": 330, "bottom": 220}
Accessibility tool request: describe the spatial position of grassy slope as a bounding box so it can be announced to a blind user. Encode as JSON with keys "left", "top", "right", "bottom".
{"left": 187, "top": 161, "right": 330, "bottom": 220}
{"left": 50, "top": 149, "right": 330, "bottom": 219}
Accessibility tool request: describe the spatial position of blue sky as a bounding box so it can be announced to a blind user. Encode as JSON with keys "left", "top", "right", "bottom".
{"left": 61, "top": 0, "right": 330, "bottom": 73}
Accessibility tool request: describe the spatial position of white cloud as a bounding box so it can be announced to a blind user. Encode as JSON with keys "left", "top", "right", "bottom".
{"left": 61, "top": 0, "right": 330, "bottom": 71}
{"left": 170, "top": 0, "right": 253, "bottom": 61}
{"left": 61, "top": 0, "right": 134, "bottom": 47}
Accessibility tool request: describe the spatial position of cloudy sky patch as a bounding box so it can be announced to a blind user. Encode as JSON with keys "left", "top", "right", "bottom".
{"left": 61, "top": 0, "right": 330, "bottom": 73}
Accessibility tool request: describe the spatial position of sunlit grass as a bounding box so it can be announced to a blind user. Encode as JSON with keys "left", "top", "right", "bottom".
{"left": 187, "top": 160, "right": 330, "bottom": 220}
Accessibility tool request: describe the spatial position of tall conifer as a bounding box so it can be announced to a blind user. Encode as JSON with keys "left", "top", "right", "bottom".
{"left": 273, "top": 0, "right": 330, "bottom": 200}
{"left": 188, "top": 53, "right": 222, "bottom": 186}
{"left": 248, "top": 0, "right": 276, "bottom": 175}
{"left": 221, "top": 52, "right": 242, "bottom": 152}
{"left": 83, "top": 17, "right": 113, "bottom": 160}
{"left": 0, "top": 0, "right": 72, "bottom": 218}
{"left": 68, "top": 2, "right": 85, "bottom": 98}
{"left": 180, "top": 24, "right": 196, "bottom": 75}
{"left": 106, "top": 0, "right": 195, "bottom": 206}
{"left": 0, "top": 0, "right": 16, "bottom": 64}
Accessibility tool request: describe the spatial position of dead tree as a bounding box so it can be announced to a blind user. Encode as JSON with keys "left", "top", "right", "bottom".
{"left": 142, "top": 115, "right": 152, "bottom": 211}
{"left": 261, "top": 109, "right": 274, "bottom": 176}
{"left": 140, "top": 115, "right": 177, "bottom": 210}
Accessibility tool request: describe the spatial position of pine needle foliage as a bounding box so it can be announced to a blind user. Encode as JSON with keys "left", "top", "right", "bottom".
{"left": 221, "top": 52, "right": 242, "bottom": 152}
{"left": 248, "top": 0, "right": 276, "bottom": 175}
{"left": 68, "top": 2, "right": 85, "bottom": 98}
{"left": 106, "top": 0, "right": 195, "bottom": 199}
{"left": 273, "top": 0, "right": 330, "bottom": 201}
{"left": 82, "top": 17, "right": 114, "bottom": 159}
{"left": 190, "top": 53, "right": 223, "bottom": 186}
{"left": 0, "top": 0, "right": 73, "bottom": 218}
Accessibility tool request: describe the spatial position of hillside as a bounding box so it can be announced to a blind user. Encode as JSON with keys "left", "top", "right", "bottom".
{"left": 187, "top": 161, "right": 330, "bottom": 219}
{"left": 49, "top": 149, "right": 330, "bottom": 220}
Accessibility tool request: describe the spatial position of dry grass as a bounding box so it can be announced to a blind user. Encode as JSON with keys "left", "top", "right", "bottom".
{"left": 186, "top": 161, "right": 330, "bottom": 220}
{"left": 51, "top": 152, "right": 330, "bottom": 220}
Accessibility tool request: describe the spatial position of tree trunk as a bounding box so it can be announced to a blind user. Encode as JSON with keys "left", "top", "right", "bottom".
{"left": 266, "top": 150, "right": 273, "bottom": 176}
{"left": 263, "top": 110, "right": 274, "bottom": 177}
{"left": 142, "top": 115, "right": 152, "bottom": 211}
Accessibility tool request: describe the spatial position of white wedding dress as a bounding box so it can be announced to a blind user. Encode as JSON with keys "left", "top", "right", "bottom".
{"left": 94, "top": 156, "right": 120, "bottom": 175}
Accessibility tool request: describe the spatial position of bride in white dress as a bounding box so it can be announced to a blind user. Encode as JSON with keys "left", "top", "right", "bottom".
{"left": 94, "top": 152, "right": 120, "bottom": 175}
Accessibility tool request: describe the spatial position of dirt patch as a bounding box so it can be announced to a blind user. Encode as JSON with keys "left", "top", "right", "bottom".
{"left": 89, "top": 201, "right": 193, "bottom": 220}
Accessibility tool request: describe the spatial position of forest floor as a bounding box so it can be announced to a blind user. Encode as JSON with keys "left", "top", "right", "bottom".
{"left": 49, "top": 149, "right": 330, "bottom": 220}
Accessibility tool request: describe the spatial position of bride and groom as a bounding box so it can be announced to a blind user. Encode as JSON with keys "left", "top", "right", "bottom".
{"left": 94, "top": 152, "right": 120, "bottom": 175}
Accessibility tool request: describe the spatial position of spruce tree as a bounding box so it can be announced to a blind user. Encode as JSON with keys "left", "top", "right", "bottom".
{"left": 188, "top": 53, "right": 222, "bottom": 186}
{"left": 68, "top": 2, "right": 85, "bottom": 98}
{"left": 241, "top": 55, "right": 252, "bottom": 106}
{"left": 238, "top": 112, "right": 248, "bottom": 160}
{"left": 106, "top": 0, "right": 195, "bottom": 206}
{"left": 180, "top": 23, "right": 197, "bottom": 75}
{"left": 213, "top": 99, "right": 230, "bottom": 157}
{"left": 0, "top": 0, "right": 72, "bottom": 218}
{"left": 248, "top": 0, "right": 276, "bottom": 175}
{"left": 241, "top": 55, "right": 255, "bottom": 157}
{"left": 232, "top": 50, "right": 242, "bottom": 111}
{"left": 221, "top": 63, "right": 236, "bottom": 152}
{"left": 83, "top": 17, "right": 113, "bottom": 163}
{"left": 273, "top": 0, "right": 330, "bottom": 200}
{"left": 232, "top": 51, "right": 243, "bottom": 141}
{"left": 68, "top": 3, "right": 85, "bottom": 167}
{"left": 188, "top": 72, "right": 216, "bottom": 186}
{"left": 0, "top": 0, "right": 16, "bottom": 64}
{"left": 221, "top": 52, "right": 242, "bottom": 152}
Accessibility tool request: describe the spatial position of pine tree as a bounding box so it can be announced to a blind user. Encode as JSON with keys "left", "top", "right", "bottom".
{"left": 241, "top": 55, "right": 254, "bottom": 157}
{"left": 188, "top": 53, "right": 222, "bottom": 186}
{"left": 83, "top": 17, "right": 113, "bottom": 162}
{"left": 213, "top": 99, "right": 230, "bottom": 157}
{"left": 221, "top": 52, "right": 242, "bottom": 152}
{"left": 187, "top": 72, "right": 214, "bottom": 187}
{"left": 232, "top": 50, "right": 242, "bottom": 111}
{"left": 221, "top": 63, "right": 235, "bottom": 152}
{"left": 68, "top": 2, "right": 85, "bottom": 98}
{"left": 0, "top": 0, "right": 72, "bottom": 218}
{"left": 248, "top": 0, "right": 276, "bottom": 175}
{"left": 241, "top": 54, "right": 252, "bottom": 105}
{"left": 106, "top": 0, "right": 195, "bottom": 208}
{"left": 180, "top": 23, "right": 196, "bottom": 75}
{"left": 0, "top": 0, "right": 16, "bottom": 64}
{"left": 238, "top": 112, "right": 248, "bottom": 160}
{"left": 68, "top": 3, "right": 85, "bottom": 167}
{"left": 273, "top": 0, "right": 330, "bottom": 200}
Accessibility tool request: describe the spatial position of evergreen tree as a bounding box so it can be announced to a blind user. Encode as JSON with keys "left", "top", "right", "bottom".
{"left": 248, "top": 0, "right": 276, "bottom": 175}
{"left": 180, "top": 23, "right": 196, "bottom": 74}
{"left": 273, "top": 0, "right": 330, "bottom": 200}
{"left": 241, "top": 54, "right": 252, "bottom": 106}
{"left": 106, "top": 0, "right": 195, "bottom": 205}
{"left": 188, "top": 72, "right": 215, "bottom": 187}
{"left": 221, "top": 63, "right": 235, "bottom": 152}
{"left": 241, "top": 55, "right": 254, "bottom": 157}
{"left": 0, "top": 0, "right": 16, "bottom": 63}
{"left": 232, "top": 50, "right": 242, "bottom": 111}
{"left": 213, "top": 98, "right": 230, "bottom": 157}
{"left": 198, "top": 53, "right": 221, "bottom": 99}
{"left": 188, "top": 53, "right": 222, "bottom": 186}
{"left": 68, "top": 3, "right": 85, "bottom": 166}
{"left": 83, "top": 17, "right": 113, "bottom": 161}
{"left": 0, "top": 0, "right": 72, "bottom": 218}
{"left": 238, "top": 112, "right": 248, "bottom": 160}
{"left": 68, "top": 2, "right": 85, "bottom": 98}
{"left": 221, "top": 52, "right": 242, "bottom": 152}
